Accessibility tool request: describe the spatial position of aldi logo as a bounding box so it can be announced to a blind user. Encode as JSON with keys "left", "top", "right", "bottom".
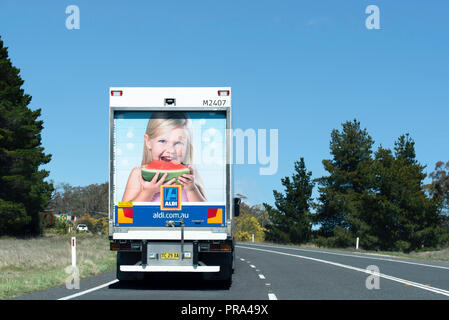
{"left": 161, "top": 185, "right": 182, "bottom": 210}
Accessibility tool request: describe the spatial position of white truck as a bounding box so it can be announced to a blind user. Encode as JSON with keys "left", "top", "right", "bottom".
{"left": 108, "top": 87, "right": 240, "bottom": 285}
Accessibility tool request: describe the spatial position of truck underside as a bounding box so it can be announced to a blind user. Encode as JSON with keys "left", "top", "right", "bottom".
{"left": 111, "top": 238, "right": 235, "bottom": 286}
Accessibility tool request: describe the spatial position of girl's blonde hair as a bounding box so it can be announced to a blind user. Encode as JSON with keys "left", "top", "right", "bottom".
{"left": 142, "top": 112, "right": 206, "bottom": 199}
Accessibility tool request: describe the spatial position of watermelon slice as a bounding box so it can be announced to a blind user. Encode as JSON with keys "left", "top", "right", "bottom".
{"left": 141, "top": 160, "right": 190, "bottom": 183}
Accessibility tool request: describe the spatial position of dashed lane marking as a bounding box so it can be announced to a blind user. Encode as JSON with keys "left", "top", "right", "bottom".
{"left": 240, "top": 255, "right": 277, "bottom": 299}
{"left": 237, "top": 245, "right": 449, "bottom": 298}
{"left": 268, "top": 293, "right": 278, "bottom": 300}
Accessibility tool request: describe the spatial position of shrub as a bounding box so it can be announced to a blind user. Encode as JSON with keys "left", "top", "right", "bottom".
{"left": 393, "top": 240, "right": 411, "bottom": 252}
{"left": 235, "top": 231, "right": 252, "bottom": 241}
{"left": 332, "top": 227, "right": 355, "bottom": 248}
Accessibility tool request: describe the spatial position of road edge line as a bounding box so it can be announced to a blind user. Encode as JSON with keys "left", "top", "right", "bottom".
{"left": 58, "top": 279, "right": 119, "bottom": 300}
{"left": 242, "top": 243, "right": 449, "bottom": 270}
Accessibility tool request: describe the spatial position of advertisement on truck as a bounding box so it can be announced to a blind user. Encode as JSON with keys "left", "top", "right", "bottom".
{"left": 113, "top": 111, "right": 227, "bottom": 228}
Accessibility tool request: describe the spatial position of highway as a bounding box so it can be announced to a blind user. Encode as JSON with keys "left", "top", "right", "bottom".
{"left": 13, "top": 242, "right": 449, "bottom": 300}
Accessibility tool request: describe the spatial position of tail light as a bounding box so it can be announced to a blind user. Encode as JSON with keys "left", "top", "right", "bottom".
{"left": 110, "top": 242, "right": 131, "bottom": 251}
{"left": 111, "top": 90, "right": 123, "bottom": 96}
{"left": 210, "top": 243, "right": 231, "bottom": 252}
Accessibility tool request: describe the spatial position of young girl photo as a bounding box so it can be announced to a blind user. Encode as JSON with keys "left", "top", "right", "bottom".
{"left": 121, "top": 112, "right": 207, "bottom": 203}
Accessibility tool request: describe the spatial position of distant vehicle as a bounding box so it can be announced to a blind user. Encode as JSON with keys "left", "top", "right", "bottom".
{"left": 77, "top": 224, "right": 88, "bottom": 232}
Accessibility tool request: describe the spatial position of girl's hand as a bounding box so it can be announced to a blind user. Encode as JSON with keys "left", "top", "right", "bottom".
{"left": 178, "top": 165, "right": 197, "bottom": 192}
{"left": 141, "top": 172, "right": 176, "bottom": 198}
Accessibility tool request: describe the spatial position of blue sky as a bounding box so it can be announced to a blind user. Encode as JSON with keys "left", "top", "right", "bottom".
{"left": 0, "top": 1, "right": 448, "bottom": 207}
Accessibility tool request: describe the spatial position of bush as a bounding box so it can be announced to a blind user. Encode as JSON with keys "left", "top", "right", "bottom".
{"left": 235, "top": 231, "right": 252, "bottom": 241}
{"left": 264, "top": 227, "right": 290, "bottom": 244}
{"left": 393, "top": 240, "right": 411, "bottom": 252}
{"left": 313, "top": 236, "right": 335, "bottom": 248}
{"left": 333, "top": 227, "right": 355, "bottom": 248}
{"left": 54, "top": 220, "right": 68, "bottom": 235}
{"left": 311, "top": 227, "right": 355, "bottom": 249}
{"left": 233, "top": 213, "right": 265, "bottom": 242}
{"left": 412, "top": 227, "right": 449, "bottom": 250}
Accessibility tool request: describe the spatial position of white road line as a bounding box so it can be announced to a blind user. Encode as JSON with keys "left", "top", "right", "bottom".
{"left": 237, "top": 245, "right": 449, "bottom": 298}
{"left": 268, "top": 293, "right": 278, "bottom": 300}
{"left": 240, "top": 258, "right": 245, "bottom": 261}
{"left": 245, "top": 243, "right": 449, "bottom": 270}
{"left": 58, "top": 279, "right": 119, "bottom": 300}
{"left": 241, "top": 258, "right": 276, "bottom": 299}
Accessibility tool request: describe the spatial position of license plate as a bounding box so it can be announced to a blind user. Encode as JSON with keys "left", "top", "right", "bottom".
{"left": 161, "top": 252, "right": 180, "bottom": 260}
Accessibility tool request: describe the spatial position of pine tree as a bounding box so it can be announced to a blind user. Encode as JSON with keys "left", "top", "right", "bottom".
{"left": 0, "top": 36, "right": 53, "bottom": 236}
{"left": 314, "top": 119, "right": 375, "bottom": 245}
{"left": 392, "top": 134, "right": 443, "bottom": 250}
{"left": 365, "top": 146, "right": 405, "bottom": 250}
{"left": 367, "top": 135, "right": 445, "bottom": 251}
{"left": 263, "top": 157, "right": 314, "bottom": 244}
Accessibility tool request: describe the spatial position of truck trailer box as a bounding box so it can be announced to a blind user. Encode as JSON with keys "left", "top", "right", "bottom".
{"left": 108, "top": 87, "right": 239, "bottom": 284}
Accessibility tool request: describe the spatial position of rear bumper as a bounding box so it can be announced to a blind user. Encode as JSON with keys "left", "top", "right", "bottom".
{"left": 120, "top": 265, "right": 220, "bottom": 272}
{"left": 113, "top": 230, "right": 228, "bottom": 240}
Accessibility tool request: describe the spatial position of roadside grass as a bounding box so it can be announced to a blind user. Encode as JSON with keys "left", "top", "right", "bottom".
{"left": 355, "top": 247, "right": 449, "bottom": 262}
{"left": 0, "top": 232, "right": 116, "bottom": 300}
{"left": 242, "top": 241, "right": 449, "bottom": 263}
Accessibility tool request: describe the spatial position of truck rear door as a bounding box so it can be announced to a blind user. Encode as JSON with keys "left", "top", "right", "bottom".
{"left": 109, "top": 87, "right": 232, "bottom": 238}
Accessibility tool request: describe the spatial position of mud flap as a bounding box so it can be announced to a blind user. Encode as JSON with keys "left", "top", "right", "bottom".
{"left": 200, "top": 252, "right": 233, "bottom": 285}
{"left": 116, "top": 251, "right": 145, "bottom": 281}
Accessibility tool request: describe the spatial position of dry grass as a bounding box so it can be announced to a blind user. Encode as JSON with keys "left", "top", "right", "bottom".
{"left": 409, "top": 248, "right": 449, "bottom": 261}
{"left": 0, "top": 233, "right": 116, "bottom": 300}
{"left": 246, "top": 241, "right": 449, "bottom": 262}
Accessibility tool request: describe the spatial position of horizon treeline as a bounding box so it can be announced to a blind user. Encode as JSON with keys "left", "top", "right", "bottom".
{"left": 47, "top": 182, "right": 108, "bottom": 218}
{"left": 264, "top": 119, "right": 449, "bottom": 252}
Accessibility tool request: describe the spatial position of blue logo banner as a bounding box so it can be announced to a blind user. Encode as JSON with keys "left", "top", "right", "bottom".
{"left": 115, "top": 205, "right": 226, "bottom": 227}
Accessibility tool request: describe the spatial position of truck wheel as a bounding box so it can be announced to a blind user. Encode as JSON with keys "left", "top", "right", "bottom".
{"left": 217, "top": 266, "right": 232, "bottom": 289}
{"left": 116, "top": 252, "right": 144, "bottom": 281}
{"left": 201, "top": 252, "right": 233, "bottom": 287}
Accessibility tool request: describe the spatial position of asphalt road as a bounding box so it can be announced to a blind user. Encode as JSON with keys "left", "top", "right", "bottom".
{"left": 13, "top": 242, "right": 449, "bottom": 300}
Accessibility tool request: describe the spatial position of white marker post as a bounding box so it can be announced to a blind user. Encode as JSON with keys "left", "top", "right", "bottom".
{"left": 356, "top": 237, "right": 360, "bottom": 250}
{"left": 252, "top": 234, "right": 255, "bottom": 243}
{"left": 65, "top": 236, "right": 80, "bottom": 290}
{"left": 71, "top": 237, "right": 76, "bottom": 266}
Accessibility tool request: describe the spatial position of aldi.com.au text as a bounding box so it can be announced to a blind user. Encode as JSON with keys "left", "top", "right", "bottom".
{"left": 153, "top": 212, "right": 189, "bottom": 219}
